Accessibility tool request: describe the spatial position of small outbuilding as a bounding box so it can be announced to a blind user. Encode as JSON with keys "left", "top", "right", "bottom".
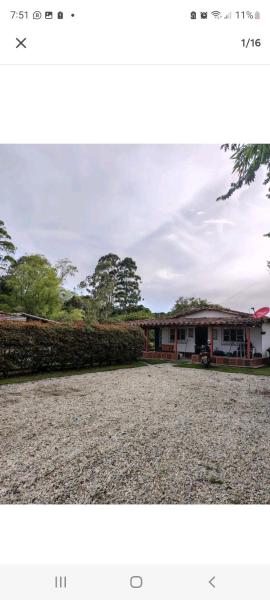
{"left": 0, "top": 311, "right": 58, "bottom": 324}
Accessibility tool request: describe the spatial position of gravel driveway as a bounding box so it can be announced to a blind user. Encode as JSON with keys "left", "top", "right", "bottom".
{"left": 1, "top": 364, "right": 270, "bottom": 504}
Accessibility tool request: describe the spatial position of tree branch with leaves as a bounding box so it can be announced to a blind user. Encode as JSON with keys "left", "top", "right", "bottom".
{"left": 217, "top": 144, "right": 270, "bottom": 202}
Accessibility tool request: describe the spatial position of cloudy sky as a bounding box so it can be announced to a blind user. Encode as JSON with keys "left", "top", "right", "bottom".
{"left": 1, "top": 144, "right": 270, "bottom": 312}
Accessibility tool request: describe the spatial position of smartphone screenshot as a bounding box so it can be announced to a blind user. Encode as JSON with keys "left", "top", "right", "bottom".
{"left": 0, "top": 1, "right": 269, "bottom": 599}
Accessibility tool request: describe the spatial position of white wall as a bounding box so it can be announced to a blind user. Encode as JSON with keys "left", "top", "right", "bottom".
{"left": 182, "top": 310, "right": 238, "bottom": 318}
{"left": 212, "top": 327, "right": 242, "bottom": 354}
{"left": 161, "top": 325, "right": 266, "bottom": 355}
{"left": 161, "top": 326, "right": 195, "bottom": 352}
{"left": 178, "top": 331, "right": 195, "bottom": 353}
{"left": 261, "top": 323, "right": 270, "bottom": 356}
{"left": 161, "top": 327, "right": 170, "bottom": 344}
{"left": 212, "top": 326, "right": 263, "bottom": 355}
{"left": 250, "top": 328, "right": 263, "bottom": 355}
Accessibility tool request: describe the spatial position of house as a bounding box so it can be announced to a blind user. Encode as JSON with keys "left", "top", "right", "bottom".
{"left": 135, "top": 306, "right": 270, "bottom": 367}
{"left": 0, "top": 311, "right": 59, "bottom": 324}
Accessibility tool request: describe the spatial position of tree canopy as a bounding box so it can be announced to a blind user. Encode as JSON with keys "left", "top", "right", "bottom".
{"left": 0, "top": 225, "right": 145, "bottom": 322}
{"left": 6, "top": 254, "right": 62, "bottom": 317}
{"left": 115, "top": 257, "right": 142, "bottom": 312}
{"left": 55, "top": 258, "right": 78, "bottom": 283}
{"left": 80, "top": 253, "right": 142, "bottom": 318}
{"left": 169, "top": 296, "right": 224, "bottom": 316}
{"left": 0, "top": 220, "right": 161, "bottom": 322}
{"left": 170, "top": 296, "right": 208, "bottom": 315}
{"left": 80, "top": 253, "right": 120, "bottom": 319}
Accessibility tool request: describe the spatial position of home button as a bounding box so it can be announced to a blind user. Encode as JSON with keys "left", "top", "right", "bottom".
{"left": 130, "top": 575, "right": 143, "bottom": 589}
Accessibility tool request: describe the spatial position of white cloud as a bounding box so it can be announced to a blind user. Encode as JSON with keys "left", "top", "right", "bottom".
{"left": 156, "top": 269, "right": 183, "bottom": 281}
{"left": 203, "top": 219, "right": 235, "bottom": 226}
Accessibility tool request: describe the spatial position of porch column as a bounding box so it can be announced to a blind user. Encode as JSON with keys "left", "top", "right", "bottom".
{"left": 174, "top": 328, "right": 178, "bottom": 354}
{"left": 246, "top": 327, "right": 251, "bottom": 358}
{"left": 209, "top": 327, "right": 214, "bottom": 356}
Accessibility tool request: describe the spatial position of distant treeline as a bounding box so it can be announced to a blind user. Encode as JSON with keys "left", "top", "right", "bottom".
{"left": 0, "top": 217, "right": 217, "bottom": 323}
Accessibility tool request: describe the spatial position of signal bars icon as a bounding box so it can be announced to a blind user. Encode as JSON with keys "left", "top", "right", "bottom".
{"left": 190, "top": 9, "right": 260, "bottom": 21}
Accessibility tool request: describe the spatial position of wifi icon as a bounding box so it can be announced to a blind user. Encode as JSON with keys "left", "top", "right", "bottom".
{"left": 211, "top": 10, "right": 222, "bottom": 18}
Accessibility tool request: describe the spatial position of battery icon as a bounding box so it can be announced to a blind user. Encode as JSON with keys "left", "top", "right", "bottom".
{"left": 57, "top": 11, "right": 63, "bottom": 19}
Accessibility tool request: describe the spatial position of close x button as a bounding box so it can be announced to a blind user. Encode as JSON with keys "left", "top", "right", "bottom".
{"left": 16, "top": 37, "right": 27, "bottom": 48}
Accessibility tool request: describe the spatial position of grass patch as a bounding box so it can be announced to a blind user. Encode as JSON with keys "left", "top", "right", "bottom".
{"left": 209, "top": 477, "right": 224, "bottom": 485}
{"left": 0, "top": 361, "right": 147, "bottom": 386}
{"left": 173, "top": 362, "right": 270, "bottom": 376}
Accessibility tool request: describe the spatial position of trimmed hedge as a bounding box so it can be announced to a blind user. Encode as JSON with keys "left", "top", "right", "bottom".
{"left": 0, "top": 321, "right": 145, "bottom": 377}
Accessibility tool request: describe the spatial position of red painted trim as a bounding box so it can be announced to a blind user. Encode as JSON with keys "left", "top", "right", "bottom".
{"left": 143, "top": 351, "right": 177, "bottom": 361}
{"left": 246, "top": 327, "right": 251, "bottom": 358}
{"left": 174, "top": 327, "right": 178, "bottom": 353}
{"left": 191, "top": 354, "right": 267, "bottom": 367}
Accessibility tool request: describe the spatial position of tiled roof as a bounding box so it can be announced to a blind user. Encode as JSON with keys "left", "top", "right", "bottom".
{"left": 130, "top": 316, "right": 263, "bottom": 327}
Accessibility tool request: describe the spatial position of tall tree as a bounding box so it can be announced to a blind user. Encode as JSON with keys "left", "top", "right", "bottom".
{"left": 55, "top": 258, "right": 78, "bottom": 284}
{"left": 6, "top": 254, "right": 62, "bottom": 317}
{"left": 80, "top": 253, "right": 120, "bottom": 318}
{"left": 0, "top": 219, "right": 16, "bottom": 274}
{"left": 115, "top": 257, "right": 141, "bottom": 312}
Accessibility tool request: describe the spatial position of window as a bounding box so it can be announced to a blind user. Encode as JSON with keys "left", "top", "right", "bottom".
{"left": 212, "top": 328, "right": 218, "bottom": 340}
{"left": 237, "top": 329, "right": 244, "bottom": 342}
{"left": 223, "top": 328, "right": 244, "bottom": 342}
{"left": 170, "top": 328, "right": 186, "bottom": 342}
{"left": 188, "top": 327, "right": 194, "bottom": 338}
{"left": 176, "top": 328, "right": 186, "bottom": 341}
{"left": 179, "top": 328, "right": 186, "bottom": 341}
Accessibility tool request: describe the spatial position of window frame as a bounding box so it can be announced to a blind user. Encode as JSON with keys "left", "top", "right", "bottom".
{"left": 169, "top": 328, "right": 175, "bottom": 343}
{"left": 170, "top": 327, "right": 186, "bottom": 343}
{"left": 223, "top": 328, "right": 244, "bottom": 343}
{"left": 179, "top": 328, "right": 186, "bottom": 341}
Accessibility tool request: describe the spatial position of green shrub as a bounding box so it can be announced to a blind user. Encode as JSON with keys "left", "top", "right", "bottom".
{"left": 0, "top": 321, "right": 144, "bottom": 377}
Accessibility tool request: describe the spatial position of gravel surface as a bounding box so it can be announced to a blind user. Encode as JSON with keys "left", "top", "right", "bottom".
{"left": 0, "top": 364, "right": 270, "bottom": 504}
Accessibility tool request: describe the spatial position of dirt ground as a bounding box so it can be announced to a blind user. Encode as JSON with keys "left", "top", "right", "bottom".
{"left": 0, "top": 363, "right": 270, "bottom": 504}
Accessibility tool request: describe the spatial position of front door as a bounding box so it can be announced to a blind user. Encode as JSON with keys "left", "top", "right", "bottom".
{"left": 195, "top": 326, "right": 208, "bottom": 353}
{"left": 154, "top": 327, "right": 161, "bottom": 351}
